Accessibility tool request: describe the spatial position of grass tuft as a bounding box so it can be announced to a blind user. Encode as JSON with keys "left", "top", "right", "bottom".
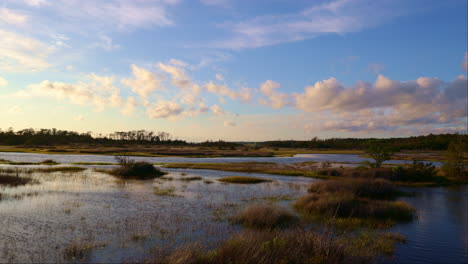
{"left": 217, "top": 176, "right": 272, "bottom": 184}
{"left": 232, "top": 203, "right": 298, "bottom": 230}
{"left": 33, "top": 166, "right": 86, "bottom": 173}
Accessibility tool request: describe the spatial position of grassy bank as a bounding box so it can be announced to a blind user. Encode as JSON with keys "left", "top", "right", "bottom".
{"left": 164, "top": 161, "right": 467, "bottom": 186}
{"left": 164, "top": 162, "right": 319, "bottom": 178}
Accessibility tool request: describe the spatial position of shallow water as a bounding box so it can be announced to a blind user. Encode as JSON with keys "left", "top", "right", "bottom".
{"left": 0, "top": 152, "right": 464, "bottom": 263}
{"left": 0, "top": 151, "right": 442, "bottom": 166}
{"left": 391, "top": 185, "right": 468, "bottom": 264}
{"left": 0, "top": 167, "right": 314, "bottom": 263}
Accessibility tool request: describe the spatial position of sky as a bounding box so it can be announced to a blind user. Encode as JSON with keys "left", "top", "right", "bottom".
{"left": 0, "top": 0, "right": 467, "bottom": 141}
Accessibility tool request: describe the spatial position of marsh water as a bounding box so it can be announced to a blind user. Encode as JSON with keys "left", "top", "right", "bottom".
{"left": 0, "top": 152, "right": 466, "bottom": 263}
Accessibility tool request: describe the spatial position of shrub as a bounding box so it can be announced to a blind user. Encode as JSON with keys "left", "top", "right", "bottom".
{"left": 308, "top": 178, "right": 400, "bottom": 200}
{"left": 110, "top": 156, "right": 166, "bottom": 179}
{"left": 233, "top": 203, "right": 298, "bottom": 229}
{"left": 392, "top": 161, "right": 443, "bottom": 182}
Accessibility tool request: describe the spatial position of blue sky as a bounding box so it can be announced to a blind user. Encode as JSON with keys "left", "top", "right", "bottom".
{"left": 0, "top": 0, "right": 467, "bottom": 141}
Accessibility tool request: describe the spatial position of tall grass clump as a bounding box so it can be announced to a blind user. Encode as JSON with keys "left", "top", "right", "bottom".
{"left": 161, "top": 229, "right": 386, "bottom": 264}
{"left": 110, "top": 156, "right": 166, "bottom": 179}
{"left": 232, "top": 203, "right": 298, "bottom": 229}
{"left": 0, "top": 174, "right": 35, "bottom": 186}
{"left": 295, "top": 178, "right": 415, "bottom": 225}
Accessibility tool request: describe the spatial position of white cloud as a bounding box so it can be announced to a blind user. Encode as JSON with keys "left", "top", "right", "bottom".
{"left": 210, "top": 104, "right": 225, "bottom": 115}
{"left": 92, "top": 35, "right": 120, "bottom": 51}
{"left": 146, "top": 100, "right": 184, "bottom": 119}
{"left": 212, "top": 0, "right": 410, "bottom": 49}
{"left": 0, "top": 77, "right": 8, "bottom": 86}
{"left": 0, "top": 29, "right": 52, "bottom": 72}
{"left": 293, "top": 74, "right": 467, "bottom": 132}
{"left": 66, "top": 65, "right": 74, "bottom": 71}
{"left": 122, "top": 64, "right": 164, "bottom": 98}
{"left": 25, "top": 73, "right": 135, "bottom": 114}
{"left": 0, "top": 8, "right": 28, "bottom": 25}
{"left": 259, "top": 80, "right": 291, "bottom": 109}
{"left": 47, "top": 0, "right": 177, "bottom": 31}
{"left": 169, "top": 59, "right": 188, "bottom": 67}
{"left": 215, "top": 73, "right": 224, "bottom": 81}
{"left": 22, "top": 0, "right": 48, "bottom": 7}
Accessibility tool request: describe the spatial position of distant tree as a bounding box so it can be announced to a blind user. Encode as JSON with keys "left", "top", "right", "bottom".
{"left": 442, "top": 136, "right": 466, "bottom": 178}
{"left": 365, "top": 141, "right": 394, "bottom": 168}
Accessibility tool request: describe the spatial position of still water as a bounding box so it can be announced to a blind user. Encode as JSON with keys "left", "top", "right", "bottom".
{"left": 0, "top": 152, "right": 464, "bottom": 263}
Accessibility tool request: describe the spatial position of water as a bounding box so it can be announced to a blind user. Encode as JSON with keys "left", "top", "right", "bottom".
{"left": 0, "top": 152, "right": 464, "bottom": 263}
{"left": 391, "top": 185, "right": 468, "bottom": 264}
{"left": 0, "top": 151, "right": 443, "bottom": 166}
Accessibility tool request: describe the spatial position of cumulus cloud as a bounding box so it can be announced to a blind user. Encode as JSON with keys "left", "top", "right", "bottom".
{"left": 0, "top": 77, "right": 8, "bottom": 86}
{"left": 0, "top": 29, "right": 52, "bottom": 72}
{"left": 259, "top": 80, "right": 291, "bottom": 109}
{"left": 146, "top": 100, "right": 183, "bottom": 119}
{"left": 25, "top": 73, "right": 136, "bottom": 115}
{"left": 210, "top": 104, "right": 225, "bottom": 115}
{"left": 293, "top": 74, "right": 467, "bottom": 133}
{"left": 122, "top": 64, "right": 164, "bottom": 98}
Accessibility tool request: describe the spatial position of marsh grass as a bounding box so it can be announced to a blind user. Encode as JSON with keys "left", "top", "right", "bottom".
{"left": 217, "top": 176, "right": 272, "bottom": 184}
{"left": 232, "top": 203, "right": 298, "bottom": 230}
{"left": 295, "top": 179, "right": 415, "bottom": 227}
{"left": 0, "top": 174, "right": 35, "bottom": 186}
{"left": 160, "top": 229, "right": 406, "bottom": 264}
{"left": 32, "top": 166, "right": 87, "bottom": 173}
{"left": 0, "top": 159, "right": 59, "bottom": 165}
{"left": 153, "top": 186, "right": 178, "bottom": 196}
{"left": 72, "top": 162, "right": 116, "bottom": 165}
{"left": 180, "top": 176, "right": 202, "bottom": 181}
{"left": 64, "top": 241, "right": 106, "bottom": 261}
{"left": 164, "top": 162, "right": 317, "bottom": 178}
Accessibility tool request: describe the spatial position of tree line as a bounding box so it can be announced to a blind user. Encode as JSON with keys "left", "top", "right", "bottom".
{"left": 259, "top": 133, "right": 468, "bottom": 151}
{"left": 0, "top": 128, "right": 186, "bottom": 146}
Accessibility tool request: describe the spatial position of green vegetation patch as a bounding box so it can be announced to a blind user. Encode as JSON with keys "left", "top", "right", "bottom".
{"left": 0, "top": 175, "right": 36, "bottom": 186}
{"left": 33, "top": 166, "right": 86, "bottom": 173}
{"left": 218, "top": 176, "right": 272, "bottom": 184}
